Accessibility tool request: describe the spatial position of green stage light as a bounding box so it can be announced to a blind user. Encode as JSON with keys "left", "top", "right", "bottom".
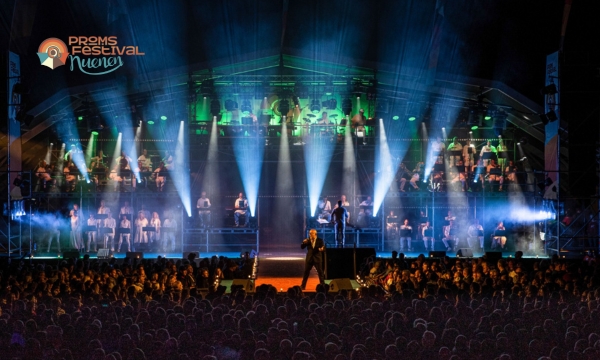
{"left": 91, "top": 131, "right": 98, "bottom": 135}
{"left": 484, "top": 115, "right": 492, "bottom": 120}
{"left": 78, "top": 116, "right": 83, "bottom": 121}
{"left": 392, "top": 115, "right": 399, "bottom": 120}
{"left": 160, "top": 115, "right": 167, "bottom": 121}
{"left": 148, "top": 120, "right": 155, "bottom": 125}
{"left": 471, "top": 125, "right": 479, "bottom": 130}
{"left": 408, "top": 116, "right": 416, "bottom": 121}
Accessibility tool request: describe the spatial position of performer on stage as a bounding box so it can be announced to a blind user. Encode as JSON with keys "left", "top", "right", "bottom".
{"left": 196, "top": 191, "right": 212, "bottom": 228}
{"left": 462, "top": 139, "right": 475, "bottom": 169}
{"left": 331, "top": 200, "right": 348, "bottom": 247}
{"left": 234, "top": 192, "right": 249, "bottom": 227}
{"left": 486, "top": 159, "right": 504, "bottom": 191}
{"left": 163, "top": 150, "right": 174, "bottom": 170}
{"left": 64, "top": 160, "right": 77, "bottom": 192}
{"left": 300, "top": 229, "right": 326, "bottom": 290}
{"left": 357, "top": 196, "right": 373, "bottom": 227}
{"left": 47, "top": 213, "right": 61, "bottom": 253}
{"left": 134, "top": 211, "right": 149, "bottom": 246}
{"left": 137, "top": 149, "right": 152, "bottom": 170}
{"left": 317, "top": 196, "right": 332, "bottom": 222}
{"left": 467, "top": 218, "right": 484, "bottom": 250}
{"left": 120, "top": 201, "right": 133, "bottom": 216}
{"left": 399, "top": 219, "right": 413, "bottom": 252}
{"left": 153, "top": 161, "right": 167, "bottom": 192}
{"left": 334, "top": 194, "right": 351, "bottom": 222}
{"left": 163, "top": 212, "right": 177, "bottom": 252}
{"left": 505, "top": 160, "right": 518, "bottom": 190}
{"left": 431, "top": 136, "right": 445, "bottom": 164}
{"left": 496, "top": 139, "right": 508, "bottom": 172}
{"left": 36, "top": 160, "right": 53, "bottom": 192}
{"left": 69, "top": 205, "right": 82, "bottom": 250}
{"left": 422, "top": 221, "right": 434, "bottom": 251}
{"left": 104, "top": 211, "right": 116, "bottom": 251}
{"left": 442, "top": 220, "right": 458, "bottom": 251}
{"left": 117, "top": 214, "right": 131, "bottom": 252}
{"left": 399, "top": 162, "right": 423, "bottom": 192}
{"left": 386, "top": 211, "right": 399, "bottom": 243}
{"left": 492, "top": 221, "right": 507, "bottom": 250}
{"left": 85, "top": 213, "right": 99, "bottom": 252}
{"left": 149, "top": 212, "right": 161, "bottom": 244}
{"left": 446, "top": 137, "right": 463, "bottom": 166}
{"left": 480, "top": 140, "right": 496, "bottom": 166}
{"left": 97, "top": 200, "right": 110, "bottom": 215}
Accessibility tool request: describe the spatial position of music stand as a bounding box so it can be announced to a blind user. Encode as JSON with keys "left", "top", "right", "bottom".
{"left": 204, "top": 200, "right": 209, "bottom": 208}
{"left": 400, "top": 229, "right": 412, "bottom": 237}
{"left": 120, "top": 214, "right": 132, "bottom": 221}
{"left": 449, "top": 228, "right": 459, "bottom": 236}
{"left": 84, "top": 226, "right": 98, "bottom": 232}
{"left": 420, "top": 217, "right": 429, "bottom": 224}
{"left": 477, "top": 230, "right": 484, "bottom": 236}
{"left": 455, "top": 165, "right": 466, "bottom": 173}
{"left": 482, "top": 152, "right": 497, "bottom": 161}
{"left": 237, "top": 200, "right": 245, "bottom": 208}
{"left": 142, "top": 227, "right": 156, "bottom": 233}
{"left": 386, "top": 217, "right": 400, "bottom": 224}
{"left": 489, "top": 168, "right": 502, "bottom": 176}
{"left": 118, "top": 228, "right": 131, "bottom": 235}
{"left": 95, "top": 214, "right": 108, "bottom": 220}
{"left": 433, "top": 163, "right": 445, "bottom": 172}
{"left": 450, "top": 150, "right": 462, "bottom": 157}
{"left": 494, "top": 230, "right": 507, "bottom": 237}
{"left": 423, "top": 229, "right": 433, "bottom": 238}
{"left": 118, "top": 169, "right": 132, "bottom": 178}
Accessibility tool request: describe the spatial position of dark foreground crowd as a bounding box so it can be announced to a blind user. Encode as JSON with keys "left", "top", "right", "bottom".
{"left": 1, "top": 252, "right": 600, "bottom": 360}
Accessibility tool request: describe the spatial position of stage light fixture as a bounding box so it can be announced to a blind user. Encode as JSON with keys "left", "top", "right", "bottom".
{"left": 540, "top": 110, "right": 558, "bottom": 124}
{"left": 541, "top": 83, "right": 557, "bottom": 95}
{"left": 310, "top": 101, "right": 321, "bottom": 114}
{"left": 322, "top": 99, "right": 337, "bottom": 109}
{"left": 324, "top": 79, "right": 334, "bottom": 96}
{"left": 224, "top": 99, "right": 238, "bottom": 111}
{"left": 408, "top": 116, "right": 416, "bottom": 121}
{"left": 241, "top": 100, "right": 252, "bottom": 115}
{"left": 201, "top": 80, "right": 214, "bottom": 97}
{"left": 160, "top": 115, "right": 167, "bottom": 121}
{"left": 278, "top": 99, "right": 290, "bottom": 115}
{"left": 147, "top": 120, "right": 155, "bottom": 125}
{"left": 392, "top": 115, "right": 399, "bottom": 120}
{"left": 210, "top": 99, "right": 221, "bottom": 117}
{"left": 77, "top": 116, "right": 84, "bottom": 121}
{"left": 342, "top": 98, "right": 352, "bottom": 116}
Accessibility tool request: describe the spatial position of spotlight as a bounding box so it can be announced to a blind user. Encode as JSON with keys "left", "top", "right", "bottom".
{"left": 310, "top": 101, "right": 321, "bottom": 114}
{"left": 278, "top": 99, "right": 290, "bottom": 115}
{"left": 540, "top": 110, "right": 558, "bottom": 124}
{"left": 408, "top": 116, "right": 416, "bottom": 121}
{"left": 471, "top": 125, "right": 478, "bottom": 130}
{"left": 322, "top": 99, "right": 337, "bottom": 109}
{"left": 392, "top": 115, "right": 399, "bottom": 120}
{"left": 406, "top": 102, "right": 421, "bottom": 121}
{"left": 342, "top": 98, "right": 352, "bottom": 116}
{"left": 147, "top": 120, "right": 155, "bottom": 125}
{"left": 541, "top": 83, "right": 558, "bottom": 95}
{"left": 210, "top": 100, "right": 221, "bottom": 117}
{"left": 241, "top": 100, "right": 252, "bottom": 115}
{"left": 469, "top": 131, "right": 473, "bottom": 134}
{"left": 160, "top": 115, "right": 167, "bottom": 121}
{"left": 224, "top": 99, "right": 238, "bottom": 111}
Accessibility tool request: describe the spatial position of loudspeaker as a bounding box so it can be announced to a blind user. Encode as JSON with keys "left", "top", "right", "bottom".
{"left": 126, "top": 252, "right": 144, "bottom": 259}
{"left": 183, "top": 252, "right": 199, "bottom": 260}
{"left": 231, "top": 279, "right": 255, "bottom": 293}
{"left": 328, "top": 278, "right": 354, "bottom": 293}
{"left": 484, "top": 252, "right": 503, "bottom": 262}
{"left": 456, "top": 248, "right": 473, "bottom": 257}
{"left": 429, "top": 251, "right": 446, "bottom": 258}
{"left": 97, "top": 249, "right": 111, "bottom": 259}
{"left": 62, "top": 251, "right": 81, "bottom": 259}
{"left": 325, "top": 247, "right": 376, "bottom": 279}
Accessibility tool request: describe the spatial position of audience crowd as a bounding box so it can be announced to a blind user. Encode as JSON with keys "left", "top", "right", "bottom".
{"left": 1, "top": 251, "right": 600, "bottom": 360}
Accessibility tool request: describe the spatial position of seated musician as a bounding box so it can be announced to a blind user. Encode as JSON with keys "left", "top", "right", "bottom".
{"left": 386, "top": 211, "right": 398, "bottom": 241}
{"left": 421, "top": 221, "right": 434, "bottom": 251}
{"left": 486, "top": 159, "right": 503, "bottom": 191}
{"left": 234, "top": 192, "right": 249, "bottom": 227}
{"left": 442, "top": 220, "right": 458, "bottom": 251}
{"left": 357, "top": 196, "right": 373, "bottom": 227}
{"left": 467, "top": 218, "right": 484, "bottom": 250}
{"left": 399, "top": 219, "right": 413, "bottom": 252}
{"left": 317, "top": 196, "right": 332, "bottom": 222}
{"left": 429, "top": 167, "right": 444, "bottom": 192}
{"left": 137, "top": 149, "right": 152, "bottom": 171}
{"left": 446, "top": 137, "right": 463, "bottom": 166}
{"left": 505, "top": 160, "right": 518, "bottom": 190}
{"left": 400, "top": 162, "right": 422, "bottom": 192}
{"left": 36, "top": 160, "right": 53, "bottom": 191}
{"left": 492, "top": 221, "right": 507, "bottom": 250}
{"left": 431, "top": 136, "right": 445, "bottom": 164}
{"left": 152, "top": 161, "right": 167, "bottom": 192}
{"left": 63, "top": 160, "right": 77, "bottom": 192}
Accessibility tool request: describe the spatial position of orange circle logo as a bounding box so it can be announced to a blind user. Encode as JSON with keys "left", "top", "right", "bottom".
{"left": 37, "top": 38, "right": 69, "bottom": 69}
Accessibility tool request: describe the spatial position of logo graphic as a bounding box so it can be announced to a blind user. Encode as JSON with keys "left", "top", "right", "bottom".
{"left": 37, "top": 38, "right": 69, "bottom": 70}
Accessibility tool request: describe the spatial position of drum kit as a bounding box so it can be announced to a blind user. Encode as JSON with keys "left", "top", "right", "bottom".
{"left": 297, "top": 113, "right": 343, "bottom": 142}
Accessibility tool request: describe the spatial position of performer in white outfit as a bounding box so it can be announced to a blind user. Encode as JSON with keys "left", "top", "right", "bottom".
{"left": 69, "top": 204, "right": 82, "bottom": 250}
{"left": 149, "top": 212, "right": 161, "bottom": 244}
{"left": 117, "top": 214, "right": 131, "bottom": 252}
{"left": 162, "top": 213, "right": 177, "bottom": 252}
{"left": 104, "top": 212, "right": 116, "bottom": 251}
{"left": 467, "top": 218, "right": 484, "bottom": 250}
{"left": 86, "top": 213, "right": 99, "bottom": 252}
{"left": 134, "top": 211, "right": 149, "bottom": 245}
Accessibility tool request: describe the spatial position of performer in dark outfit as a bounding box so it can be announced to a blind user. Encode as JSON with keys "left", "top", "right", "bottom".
{"left": 300, "top": 228, "right": 326, "bottom": 290}
{"left": 331, "top": 200, "right": 349, "bottom": 247}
